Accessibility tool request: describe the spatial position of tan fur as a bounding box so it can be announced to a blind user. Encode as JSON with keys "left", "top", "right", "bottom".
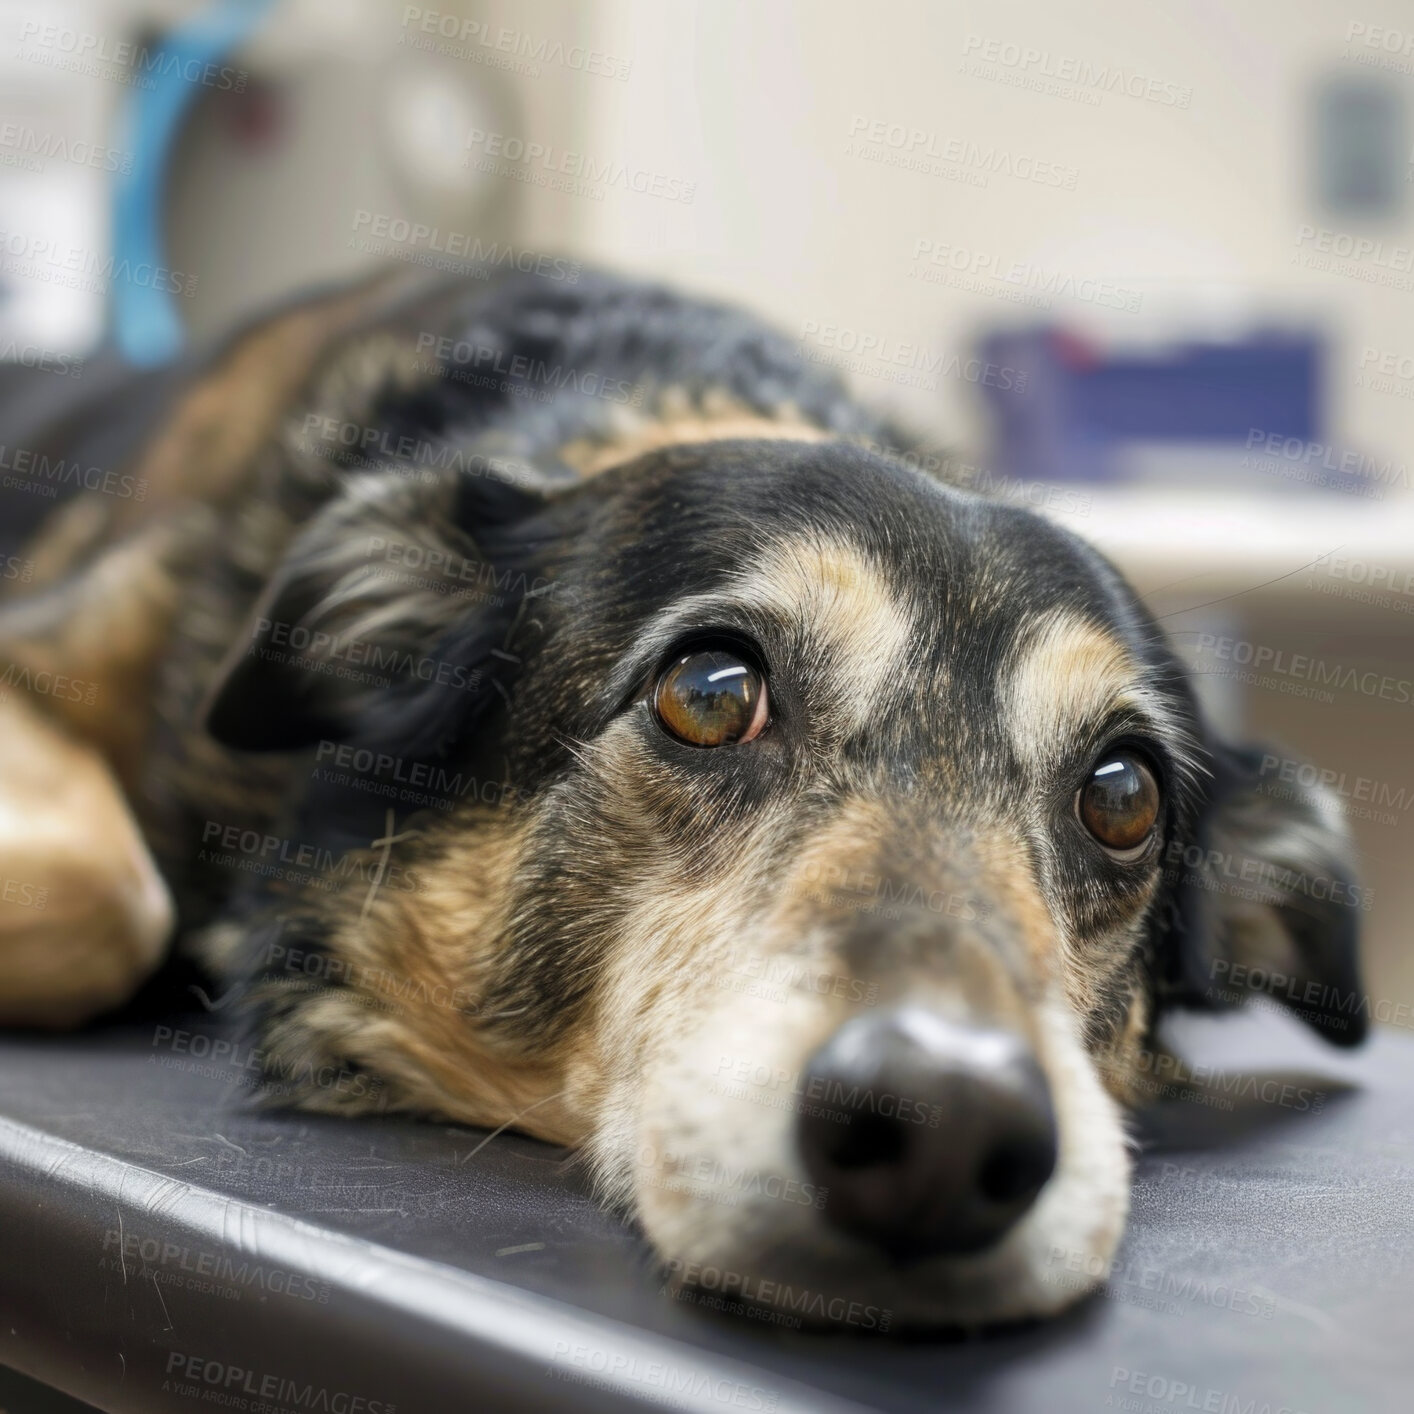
{"left": 558, "top": 388, "right": 833, "bottom": 477}
{"left": 110, "top": 273, "right": 405, "bottom": 531}
{"left": 1000, "top": 609, "right": 1150, "bottom": 775}
{"left": 1058, "top": 874, "right": 1161, "bottom": 1024}
{"left": 0, "top": 523, "right": 182, "bottom": 785}
{"left": 11, "top": 495, "right": 118, "bottom": 593}
{"left": 248, "top": 813, "right": 586, "bottom": 1144}
{"left": 1, "top": 273, "right": 422, "bottom": 793}
{"left": 971, "top": 829, "right": 1061, "bottom": 983}
{"left": 999, "top": 608, "right": 1205, "bottom": 823}
{"left": 996, "top": 608, "right": 1175, "bottom": 1036}
{"left": 737, "top": 534, "right": 915, "bottom": 737}
{"left": 1095, "top": 989, "right": 1152, "bottom": 1105}
{"left": 0, "top": 691, "right": 173, "bottom": 1025}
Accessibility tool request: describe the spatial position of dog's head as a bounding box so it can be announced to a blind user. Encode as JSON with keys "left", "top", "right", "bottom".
{"left": 207, "top": 432, "right": 1364, "bottom": 1328}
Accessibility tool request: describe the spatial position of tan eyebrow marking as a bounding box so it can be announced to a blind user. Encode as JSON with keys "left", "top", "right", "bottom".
{"left": 733, "top": 533, "right": 915, "bottom": 736}
{"left": 999, "top": 607, "right": 1176, "bottom": 772}
{"left": 630, "top": 531, "right": 915, "bottom": 737}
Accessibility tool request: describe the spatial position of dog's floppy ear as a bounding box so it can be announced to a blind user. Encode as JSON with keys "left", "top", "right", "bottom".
{"left": 1160, "top": 743, "right": 1368, "bottom": 1046}
{"left": 202, "top": 470, "right": 552, "bottom": 754}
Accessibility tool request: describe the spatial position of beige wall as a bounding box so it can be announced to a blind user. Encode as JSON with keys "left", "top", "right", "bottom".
{"left": 499, "top": 2, "right": 1398, "bottom": 458}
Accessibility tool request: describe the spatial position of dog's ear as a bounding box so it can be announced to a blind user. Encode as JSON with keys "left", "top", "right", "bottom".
{"left": 202, "top": 470, "right": 555, "bottom": 754}
{"left": 1158, "top": 743, "right": 1368, "bottom": 1046}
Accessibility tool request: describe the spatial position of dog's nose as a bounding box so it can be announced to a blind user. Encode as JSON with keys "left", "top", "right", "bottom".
{"left": 796, "top": 1008, "right": 1057, "bottom": 1258}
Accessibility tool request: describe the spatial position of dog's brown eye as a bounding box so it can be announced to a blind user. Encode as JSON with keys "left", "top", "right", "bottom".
{"left": 1078, "top": 753, "right": 1160, "bottom": 855}
{"left": 653, "top": 648, "right": 768, "bottom": 747}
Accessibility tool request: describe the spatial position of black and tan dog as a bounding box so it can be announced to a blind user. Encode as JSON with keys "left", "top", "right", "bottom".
{"left": 0, "top": 268, "right": 1364, "bottom": 1327}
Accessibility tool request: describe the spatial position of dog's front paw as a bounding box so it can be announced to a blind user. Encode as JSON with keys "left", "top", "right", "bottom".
{"left": 0, "top": 691, "right": 173, "bottom": 1027}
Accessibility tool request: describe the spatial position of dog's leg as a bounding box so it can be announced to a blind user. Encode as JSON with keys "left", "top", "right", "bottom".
{"left": 0, "top": 689, "right": 173, "bottom": 1027}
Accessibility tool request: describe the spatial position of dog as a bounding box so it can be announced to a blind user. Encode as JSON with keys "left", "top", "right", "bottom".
{"left": 0, "top": 266, "right": 1365, "bottom": 1329}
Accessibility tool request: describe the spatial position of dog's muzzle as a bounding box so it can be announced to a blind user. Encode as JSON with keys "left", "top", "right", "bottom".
{"left": 796, "top": 1007, "right": 1058, "bottom": 1259}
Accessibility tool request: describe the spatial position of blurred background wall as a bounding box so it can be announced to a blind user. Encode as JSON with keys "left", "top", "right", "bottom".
{"left": 2, "top": 0, "right": 1412, "bottom": 1022}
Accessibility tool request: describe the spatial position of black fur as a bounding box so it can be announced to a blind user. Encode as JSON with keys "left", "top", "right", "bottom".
{"left": 6, "top": 267, "right": 1365, "bottom": 1103}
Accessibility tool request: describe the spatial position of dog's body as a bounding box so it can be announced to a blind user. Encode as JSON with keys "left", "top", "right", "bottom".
{"left": 0, "top": 267, "right": 1365, "bottom": 1327}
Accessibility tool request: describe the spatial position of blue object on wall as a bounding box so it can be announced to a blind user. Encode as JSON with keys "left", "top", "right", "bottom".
{"left": 111, "top": 0, "right": 277, "bottom": 366}
{"left": 976, "top": 326, "right": 1326, "bottom": 487}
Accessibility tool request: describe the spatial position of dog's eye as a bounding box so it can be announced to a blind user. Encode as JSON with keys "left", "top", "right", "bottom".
{"left": 653, "top": 647, "right": 769, "bottom": 747}
{"left": 1077, "top": 752, "right": 1160, "bottom": 856}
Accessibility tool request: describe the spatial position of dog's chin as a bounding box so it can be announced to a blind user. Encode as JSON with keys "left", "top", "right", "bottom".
{"left": 620, "top": 996, "right": 1132, "bottom": 1331}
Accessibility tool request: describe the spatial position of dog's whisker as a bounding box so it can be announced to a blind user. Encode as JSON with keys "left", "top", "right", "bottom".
{"left": 457, "top": 1090, "right": 569, "bottom": 1166}
{"left": 551, "top": 733, "right": 598, "bottom": 773}
{"left": 1150, "top": 545, "right": 1344, "bottom": 620}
